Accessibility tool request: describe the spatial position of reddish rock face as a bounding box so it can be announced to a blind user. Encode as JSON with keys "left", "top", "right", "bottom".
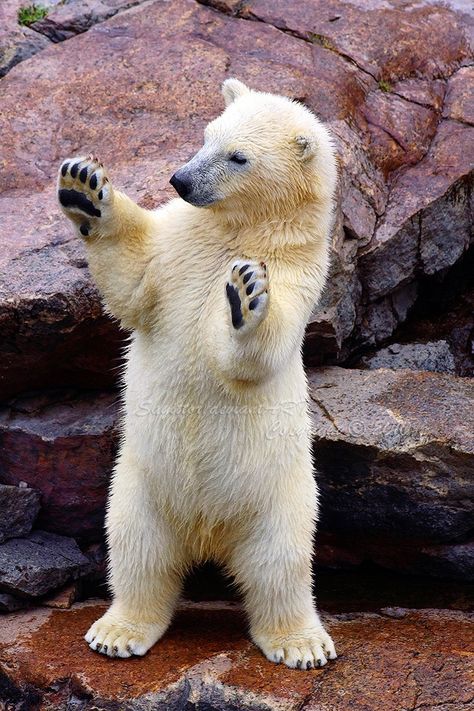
{"left": 0, "top": 0, "right": 472, "bottom": 396}
{"left": 29, "top": 0, "right": 152, "bottom": 42}
{"left": 0, "top": 601, "right": 472, "bottom": 710}
{"left": 0, "top": 0, "right": 51, "bottom": 77}
{"left": 0, "top": 391, "right": 119, "bottom": 541}
{"left": 234, "top": 0, "right": 471, "bottom": 81}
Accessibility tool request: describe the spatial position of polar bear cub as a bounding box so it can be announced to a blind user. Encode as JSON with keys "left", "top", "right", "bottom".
{"left": 57, "top": 79, "right": 338, "bottom": 670}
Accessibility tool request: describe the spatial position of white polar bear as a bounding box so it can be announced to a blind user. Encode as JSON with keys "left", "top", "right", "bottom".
{"left": 57, "top": 79, "right": 338, "bottom": 670}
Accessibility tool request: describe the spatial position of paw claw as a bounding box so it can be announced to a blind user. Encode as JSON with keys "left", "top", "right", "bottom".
{"left": 85, "top": 612, "right": 160, "bottom": 659}
{"left": 255, "top": 626, "right": 336, "bottom": 671}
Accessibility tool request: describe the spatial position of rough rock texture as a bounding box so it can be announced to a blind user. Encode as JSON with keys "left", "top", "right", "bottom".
{"left": 360, "top": 340, "right": 456, "bottom": 373}
{"left": 0, "top": 0, "right": 51, "bottom": 77}
{"left": 0, "top": 485, "right": 40, "bottom": 544}
{"left": 0, "top": 0, "right": 150, "bottom": 78}
{"left": 0, "top": 391, "right": 119, "bottom": 541}
{"left": 393, "top": 250, "right": 474, "bottom": 377}
{"left": 0, "top": 0, "right": 473, "bottom": 400}
{"left": 0, "top": 531, "right": 91, "bottom": 598}
{"left": 0, "top": 601, "right": 472, "bottom": 710}
{"left": 202, "top": 0, "right": 474, "bottom": 359}
{"left": 0, "top": 239, "right": 123, "bottom": 401}
{"left": 0, "top": 593, "right": 29, "bottom": 613}
{"left": 310, "top": 367, "right": 474, "bottom": 579}
{"left": 30, "top": 0, "right": 149, "bottom": 42}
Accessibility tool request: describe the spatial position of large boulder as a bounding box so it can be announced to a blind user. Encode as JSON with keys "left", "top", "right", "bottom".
{"left": 309, "top": 367, "right": 474, "bottom": 579}
{"left": 0, "top": 391, "right": 119, "bottom": 542}
{"left": 0, "top": 0, "right": 472, "bottom": 399}
{"left": 0, "top": 601, "right": 472, "bottom": 710}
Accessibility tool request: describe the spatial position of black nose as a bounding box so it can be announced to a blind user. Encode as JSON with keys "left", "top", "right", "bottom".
{"left": 170, "top": 173, "right": 191, "bottom": 199}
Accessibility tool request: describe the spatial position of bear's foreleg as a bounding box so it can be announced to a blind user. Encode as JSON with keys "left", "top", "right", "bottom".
{"left": 85, "top": 450, "right": 186, "bottom": 658}
{"left": 57, "top": 155, "right": 158, "bottom": 330}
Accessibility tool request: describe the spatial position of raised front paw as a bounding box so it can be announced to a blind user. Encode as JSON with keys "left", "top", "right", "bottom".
{"left": 226, "top": 259, "right": 269, "bottom": 334}
{"left": 57, "top": 155, "right": 112, "bottom": 237}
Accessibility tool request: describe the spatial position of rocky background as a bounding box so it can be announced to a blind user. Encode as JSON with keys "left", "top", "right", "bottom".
{"left": 0, "top": 0, "right": 473, "bottom": 709}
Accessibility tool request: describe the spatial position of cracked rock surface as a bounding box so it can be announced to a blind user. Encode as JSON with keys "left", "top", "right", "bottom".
{"left": 0, "top": 0, "right": 473, "bottom": 397}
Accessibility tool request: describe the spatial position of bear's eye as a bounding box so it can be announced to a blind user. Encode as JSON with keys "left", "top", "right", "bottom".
{"left": 229, "top": 152, "right": 247, "bottom": 165}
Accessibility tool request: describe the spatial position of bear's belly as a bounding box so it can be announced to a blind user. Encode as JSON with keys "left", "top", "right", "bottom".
{"left": 121, "top": 337, "right": 310, "bottom": 519}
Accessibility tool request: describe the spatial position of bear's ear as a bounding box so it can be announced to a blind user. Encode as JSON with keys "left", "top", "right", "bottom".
{"left": 222, "top": 78, "right": 250, "bottom": 106}
{"left": 294, "top": 135, "right": 316, "bottom": 161}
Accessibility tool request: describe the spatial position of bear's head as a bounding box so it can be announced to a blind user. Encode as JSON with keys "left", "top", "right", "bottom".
{"left": 169, "top": 79, "right": 336, "bottom": 224}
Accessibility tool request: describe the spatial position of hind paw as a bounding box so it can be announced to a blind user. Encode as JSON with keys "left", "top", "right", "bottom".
{"left": 85, "top": 610, "right": 161, "bottom": 659}
{"left": 254, "top": 625, "right": 337, "bottom": 670}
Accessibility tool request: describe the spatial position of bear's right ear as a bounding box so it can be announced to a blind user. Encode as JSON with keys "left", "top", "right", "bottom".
{"left": 222, "top": 78, "right": 250, "bottom": 106}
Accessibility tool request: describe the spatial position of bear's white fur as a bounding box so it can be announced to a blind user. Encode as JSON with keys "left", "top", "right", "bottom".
{"left": 58, "top": 79, "right": 338, "bottom": 670}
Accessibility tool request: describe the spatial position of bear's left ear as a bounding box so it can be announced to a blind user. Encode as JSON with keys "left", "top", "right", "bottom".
{"left": 222, "top": 78, "right": 250, "bottom": 106}
{"left": 294, "top": 135, "right": 316, "bottom": 161}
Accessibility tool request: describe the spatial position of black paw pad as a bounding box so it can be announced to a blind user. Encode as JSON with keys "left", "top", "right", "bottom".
{"left": 98, "top": 189, "right": 103, "bottom": 200}
{"left": 79, "top": 166, "right": 88, "bottom": 183}
{"left": 61, "top": 162, "right": 70, "bottom": 177}
{"left": 80, "top": 222, "right": 90, "bottom": 236}
{"left": 70, "top": 162, "right": 81, "bottom": 178}
{"left": 58, "top": 189, "right": 101, "bottom": 217}
{"left": 246, "top": 282, "right": 256, "bottom": 295}
{"left": 226, "top": 283, "right": 243, "bottom": 329}
{"left": 243, "top": 271, "right": 253, "bottom": 285}
{"left": 249, "top": 297, "right": 259, "bottom": 311}
{"left": 89, "top": 173, "right": 98, "bottom": 190}
{"left": 238, "top": 263, "right": 250, "bottom": 275}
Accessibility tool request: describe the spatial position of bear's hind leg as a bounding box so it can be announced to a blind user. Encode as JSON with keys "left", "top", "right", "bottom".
{"left": 226, "top": 482, "right": 336, "bottom": 670}
{"left": 85, "top": 451, "right": 185, "bottom": 658}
